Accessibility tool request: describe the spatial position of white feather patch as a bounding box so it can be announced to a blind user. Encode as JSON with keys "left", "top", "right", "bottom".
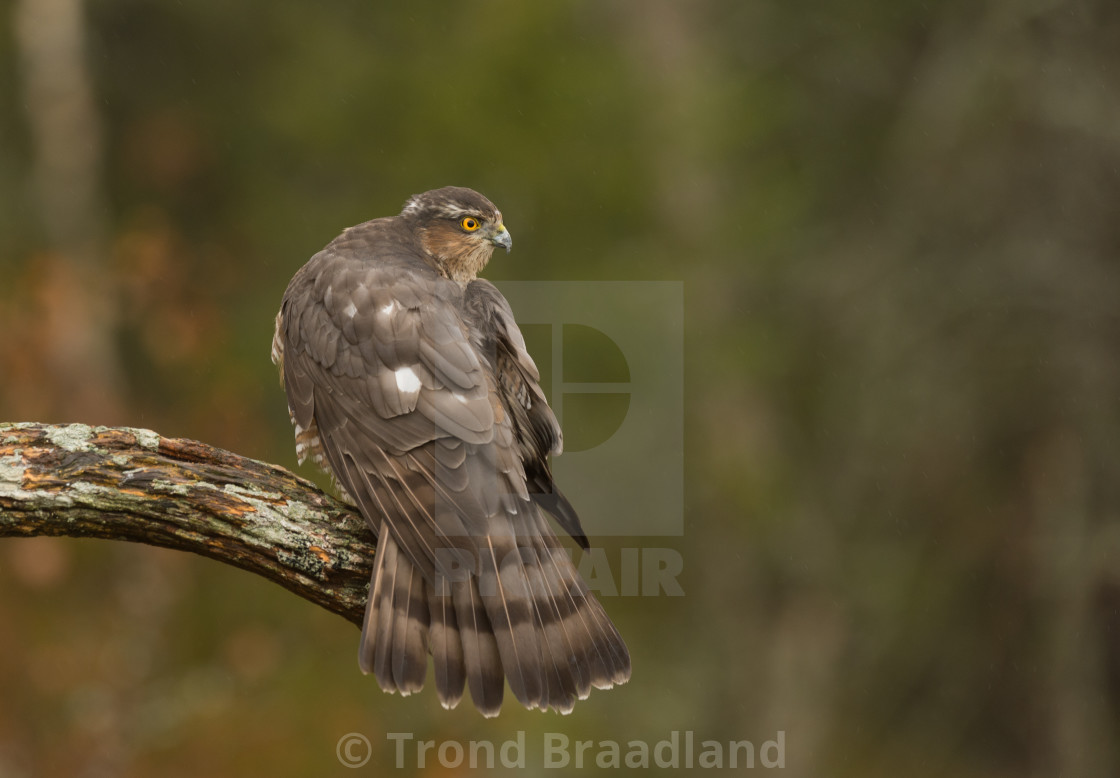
{"left": 343, "top": 301, "right": 357, "bottom": 318}
{"left": 394, "top": 366, "right": 422, "bottom": 394}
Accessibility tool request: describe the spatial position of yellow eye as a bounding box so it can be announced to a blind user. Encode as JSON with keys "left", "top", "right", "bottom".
{"left": 460, "top": 217, "right": 481, "bottom": 232}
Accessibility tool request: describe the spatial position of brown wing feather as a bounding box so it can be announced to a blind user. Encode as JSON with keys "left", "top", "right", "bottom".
{"left": 463, "top": 281, "right": 590, "bottom": 547}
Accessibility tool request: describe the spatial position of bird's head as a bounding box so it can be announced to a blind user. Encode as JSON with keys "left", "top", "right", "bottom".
{"left": 401, "top": 186, "right": 512, "bottom": 282}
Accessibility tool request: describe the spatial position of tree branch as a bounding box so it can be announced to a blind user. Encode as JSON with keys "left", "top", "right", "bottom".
{"left": 0, "top": 422, "right": 374, "bottom": 626}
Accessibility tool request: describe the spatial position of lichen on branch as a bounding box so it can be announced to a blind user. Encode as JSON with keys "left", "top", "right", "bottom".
{"left": 0, "top": 422, "right": 375, "bottom": 626}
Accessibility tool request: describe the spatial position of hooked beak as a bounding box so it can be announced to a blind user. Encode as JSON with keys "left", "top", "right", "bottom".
{"left": 489, "top": 224, "right": 512, "bottom": 253}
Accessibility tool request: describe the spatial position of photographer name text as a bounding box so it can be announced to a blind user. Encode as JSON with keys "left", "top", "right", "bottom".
{"left": 384, "top": 729, "right": 785, "bottom": 770}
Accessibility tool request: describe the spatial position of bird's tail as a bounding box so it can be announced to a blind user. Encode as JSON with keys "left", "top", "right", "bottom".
{"left": 358, "top": 521, "right": 428, "bottom": 696}
{"left": 358, "top": 517, "right": 631, "bottom": 716}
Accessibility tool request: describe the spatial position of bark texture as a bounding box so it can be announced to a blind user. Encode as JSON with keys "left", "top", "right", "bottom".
{"left": 0, "top": 422, "right": 374, "bottom": 625}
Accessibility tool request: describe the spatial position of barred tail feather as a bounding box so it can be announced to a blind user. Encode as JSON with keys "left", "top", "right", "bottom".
{"left": 390, "top": 553, "right": 429, "bottom": 693}
{"left": 530, "top": 518, "right": 631, "bottom": 693}
{"left": 480, "top": 537, "right": 549, "bottom": 711}
{"left": 429, "top": 585, "right": 466, "bottom": 709}
{"left": 358, "top": 523, "right": 390, "bottom": 677}
{"left": 452, "top": 575, "right": 505, "bottom": 717}
{"left": 359, "top": 524, "right": 429, "bottom": 695}
{"left": 522, "top": 547, "right": 579, "bottom": 713}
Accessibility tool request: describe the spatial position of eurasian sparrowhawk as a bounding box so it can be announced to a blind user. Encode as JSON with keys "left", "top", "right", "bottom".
{"left": 272, "top": 187, "right": 630, "bottom": 716}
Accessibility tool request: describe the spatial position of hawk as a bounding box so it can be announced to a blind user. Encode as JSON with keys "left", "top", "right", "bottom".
{"left": 272, "top": 186, "right": 630, "bottom": 715}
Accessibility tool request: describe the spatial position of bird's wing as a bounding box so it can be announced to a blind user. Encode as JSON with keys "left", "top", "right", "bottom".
{"left": 278, "top": 246, "right": 535, "bottom": 579}
{"left": 463, "top": 280, "right": 589, "bottom": 548}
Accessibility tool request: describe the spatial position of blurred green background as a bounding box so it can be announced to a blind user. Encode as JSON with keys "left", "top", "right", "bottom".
{"left": 3, "top": 1, "right": 1120, "bottom": 775}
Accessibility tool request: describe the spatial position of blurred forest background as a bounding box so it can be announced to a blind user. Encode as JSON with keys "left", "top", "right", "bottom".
{"left": 2, "top": 0, "right": 1120, "bottom": 776}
